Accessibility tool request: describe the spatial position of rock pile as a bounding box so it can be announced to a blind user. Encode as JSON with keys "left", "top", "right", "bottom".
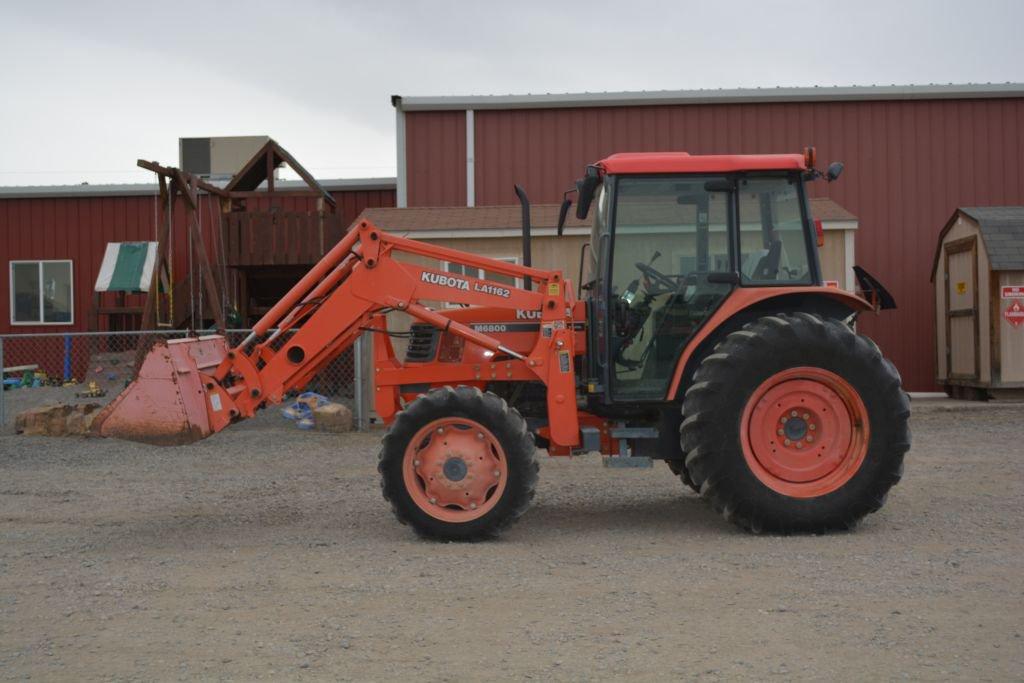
{"left": 15, "top": 403, "right": 102, "bottom": 436}
{"left": 313, "top": 403, "right": 354, "bottom": 432}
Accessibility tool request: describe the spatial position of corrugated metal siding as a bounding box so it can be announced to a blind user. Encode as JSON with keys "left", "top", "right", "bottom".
{"left": 405, "top": 98, "right": 1024, "bottom": 390}
{"left": 1, "top": 194, "right": 159, "bottom": 335}
{"left": 405, "top": 111, "right": 465, "bottom": 207}
{"left": 0, "top": 188, "right": 395, "bottom": 335}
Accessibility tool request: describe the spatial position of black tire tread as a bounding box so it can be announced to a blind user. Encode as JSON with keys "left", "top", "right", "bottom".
{"left": 680, "top": 313, "right": 910, "bottom": 534}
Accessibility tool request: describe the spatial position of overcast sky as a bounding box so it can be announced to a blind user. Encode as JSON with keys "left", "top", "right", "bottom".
{"left": 2, "top": 0, "right": 1022, "bottom": 186}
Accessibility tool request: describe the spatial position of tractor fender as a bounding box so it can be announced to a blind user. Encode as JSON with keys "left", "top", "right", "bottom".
{"left": 665, "top": 286, "right": 872, "bottom": 400}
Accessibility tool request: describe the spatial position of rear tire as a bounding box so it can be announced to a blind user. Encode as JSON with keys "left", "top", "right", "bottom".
{"left": 680, "top": 313, "right": 910, "bottom": 533}
{"left": 379, "top": 386, "right": 538, "bottom": 541}
{"left": 665, "top": 460, "right": 700, "bottom": 493}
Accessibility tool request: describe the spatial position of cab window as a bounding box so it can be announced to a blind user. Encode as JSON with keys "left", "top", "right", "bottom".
{"left": 738, "top": 176, "right": 812, "bottom": 284}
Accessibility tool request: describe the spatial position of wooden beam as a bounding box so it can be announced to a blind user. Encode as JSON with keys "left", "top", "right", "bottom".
{"left": 186, "top": 176, "right": 226, "bottom": 332}
{"left": 137, "top": 159, "right": 228, "bottom": 197}
{"left": 173, "top": 169, "right": 197, "bottom": 210}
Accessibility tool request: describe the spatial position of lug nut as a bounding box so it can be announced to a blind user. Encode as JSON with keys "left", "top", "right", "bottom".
{"left": 476, "top": 432, "right": 485, "bottom": 440}
{"left": 802, "top": 413, "right": 810, "bottom": 420}
{"left": 796, "top": 442, "right": 803, "bottom": 449}
{"left": 777, "top": 429, "right": 784, "bottom": 436}
{"left": 784, "top": 439, "right": 792, "bottom": 446}
{"left": 493, "top": 470, "right": 501, "bottom": 477}
{"left": 790, "top": 410, "right": 798, "bottom": 417}
{"left": 413, "top": 460, "right": 421, "bottom": 467}
{"left": 809, "top": 423, "right": 816, "bottom": 431}
{"left": 807, "top": 436, "right": 814, "bottom": 443}
{"left": 429, "top": 497, "right": 437, "bottom": 504}
{"left": 436, "top": 427, "right": 444, "bottom": 434}
{"left": 469, "top": 503, "right": 477, "bottom": 510}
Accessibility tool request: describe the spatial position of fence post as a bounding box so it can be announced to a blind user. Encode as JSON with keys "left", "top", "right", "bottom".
{"left": 354, "top": 335, "right": 363, "bottom": 431}
{"left": 63, "top": 334, "right": 72, "bottom": 381}
{"left": 0, "top": 336, "right": 5, "bottom": 428}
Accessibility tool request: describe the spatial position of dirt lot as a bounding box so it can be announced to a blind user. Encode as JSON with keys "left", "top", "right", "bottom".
{"left": 0, "top": 403, "right": 1021, "bottom": 681}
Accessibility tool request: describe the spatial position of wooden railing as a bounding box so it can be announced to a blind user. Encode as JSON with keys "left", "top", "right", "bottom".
{"left": 223, "top": 212, "right": 347, "bottom": 267}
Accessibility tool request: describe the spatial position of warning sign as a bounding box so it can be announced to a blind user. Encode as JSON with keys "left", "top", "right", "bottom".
{"left": 1005, "top": 300, "right": 1024, "bottom": 328}
{"left": 1001, "top": 285, "right": 1024, "bottom": 299}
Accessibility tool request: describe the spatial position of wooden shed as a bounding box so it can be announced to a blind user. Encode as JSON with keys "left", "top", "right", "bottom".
{"left": 932, "top": 207, "right": 1024, "bottom": 399}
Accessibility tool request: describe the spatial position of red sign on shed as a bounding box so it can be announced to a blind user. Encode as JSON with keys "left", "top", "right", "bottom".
{"left": 1002, "top": 285, "right": 1024, "bottom": 299}
{"left": 1005, "top": 300, "right": 1024, "bottom": 328}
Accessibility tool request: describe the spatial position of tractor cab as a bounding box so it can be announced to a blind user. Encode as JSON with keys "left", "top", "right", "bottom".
{"left": 571, "top": 151, "right": 828, "bottom": 403}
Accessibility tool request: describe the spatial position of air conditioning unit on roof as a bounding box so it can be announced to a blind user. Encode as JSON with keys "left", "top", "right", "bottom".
{"left": 179, "top": 136, "right": 271, "bottom": 180}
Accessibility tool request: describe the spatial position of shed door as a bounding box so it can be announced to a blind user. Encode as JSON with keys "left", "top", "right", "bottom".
{"left": 944, "top": 236, "right": 979, "bottom": 379}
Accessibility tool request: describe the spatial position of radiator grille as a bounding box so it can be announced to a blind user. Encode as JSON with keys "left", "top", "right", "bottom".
{"left": 404, "top": 324, "right": 439, "bottom": 363}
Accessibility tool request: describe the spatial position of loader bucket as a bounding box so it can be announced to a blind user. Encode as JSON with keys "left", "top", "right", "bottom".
{"left": 92, "top": 335, "right": 229, "bottom": 446}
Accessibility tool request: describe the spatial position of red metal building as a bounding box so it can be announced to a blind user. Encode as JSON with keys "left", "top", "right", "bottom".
{"left": 0, "top": 178, "right": 395, "bottom": 335}
{"left": 392, "top": 83, "right": 1024, "bottom": 391}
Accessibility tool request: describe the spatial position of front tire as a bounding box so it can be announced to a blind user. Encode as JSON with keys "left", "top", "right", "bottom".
{"left": 379, "top": 386, "right": 538, "bottom": 541}
{"left": 680, "top": 313, "right": 910, "bottom": 533}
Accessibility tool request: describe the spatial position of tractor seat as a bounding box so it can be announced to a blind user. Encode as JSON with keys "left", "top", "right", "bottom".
{"left": 752, "top": 240, "right": 783, "bottom": 280}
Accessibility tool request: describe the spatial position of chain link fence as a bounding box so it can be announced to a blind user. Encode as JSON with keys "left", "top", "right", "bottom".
{"left": 0, "top": 330, "right": 367, "bottom": 434}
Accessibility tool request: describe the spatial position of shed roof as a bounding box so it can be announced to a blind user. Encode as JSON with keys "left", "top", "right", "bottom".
{"left": 357, "top": 204, "right": 590, "bottom": 234}
{"left": 931, "top": 207, "right": 1024, "bottom": 278}
{"left": 960, "top": 207, "right": 1024, "bottom": 271}
{"left": 356, "top": 197, "right": 855, "bottom": 234}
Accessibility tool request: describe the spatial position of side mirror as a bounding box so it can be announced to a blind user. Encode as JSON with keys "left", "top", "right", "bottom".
{"left": 575, "top": 166, "right": 601, "bottom": 220}
{"left": 557, "top": 197, "right": 572, "bottom": 236}
{"left": 826, "top": 161, "right": 844, "bottom": 182}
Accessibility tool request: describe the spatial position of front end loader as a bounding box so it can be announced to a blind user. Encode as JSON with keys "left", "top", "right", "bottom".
{"left": 94, "top": 149, "right": 910, "bottom": 540}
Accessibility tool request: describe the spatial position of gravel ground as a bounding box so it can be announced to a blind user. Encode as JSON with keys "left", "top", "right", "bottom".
{"left": 0, "top": 404, "right": 1021, "bottom": 681}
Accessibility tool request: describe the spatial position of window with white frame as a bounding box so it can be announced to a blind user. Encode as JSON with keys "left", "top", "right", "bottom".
{"left": 9, "top": 260, "right": 74, "bottom": 325}
{"left": 440, "top": 256, "right": 521, "bottom": 306}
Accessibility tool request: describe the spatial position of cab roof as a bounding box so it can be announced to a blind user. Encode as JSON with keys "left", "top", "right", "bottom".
{"left": 597, "top": 152, "right": 807, "bottom": 175}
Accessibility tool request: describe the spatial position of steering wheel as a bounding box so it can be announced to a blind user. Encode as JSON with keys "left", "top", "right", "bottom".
{"left": 635, "top": 261, "right": 676, "bottom": 292}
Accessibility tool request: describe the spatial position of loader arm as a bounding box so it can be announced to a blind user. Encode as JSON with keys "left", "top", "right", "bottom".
{"left": 95, "top": 219, "right": 581, "bottom": 447}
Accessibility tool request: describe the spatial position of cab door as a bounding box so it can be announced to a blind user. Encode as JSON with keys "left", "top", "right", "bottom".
{"left": 604, "top": 176, "right": 735, "bottom": 402}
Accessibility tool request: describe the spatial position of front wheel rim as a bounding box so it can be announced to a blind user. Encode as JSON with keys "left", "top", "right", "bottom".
{"left": 741, "top": 367, "right": 870, "bottom": 498}
{"left": 402, "top": 417, "right": 508, "bottom": 522}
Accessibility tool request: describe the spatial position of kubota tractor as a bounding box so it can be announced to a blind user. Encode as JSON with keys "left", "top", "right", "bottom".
{"left": 94, "top": 149, "right": 910, "bottom": 540}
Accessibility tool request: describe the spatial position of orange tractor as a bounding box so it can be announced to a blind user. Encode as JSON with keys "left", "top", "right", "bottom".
{"left": 95, "top": 150, "right": 910, "bottom": 540}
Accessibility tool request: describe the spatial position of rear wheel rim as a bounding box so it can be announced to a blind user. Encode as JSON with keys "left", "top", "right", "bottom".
{"left": 403, "top": 417, "right": 508, "bottom": 522}
{"left": 741, "top": 367, "right": 869, "bottom": 498}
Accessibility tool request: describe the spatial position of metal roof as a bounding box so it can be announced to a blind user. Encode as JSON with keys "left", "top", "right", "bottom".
{"left": 393, "top": 83, "right": 1024, "bottom": 112}
{"left": 960, "top": 207, "right": 1024, "bottom": 271}
{"left": 0, "top": 177, "right": 396, "bottom": 199}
